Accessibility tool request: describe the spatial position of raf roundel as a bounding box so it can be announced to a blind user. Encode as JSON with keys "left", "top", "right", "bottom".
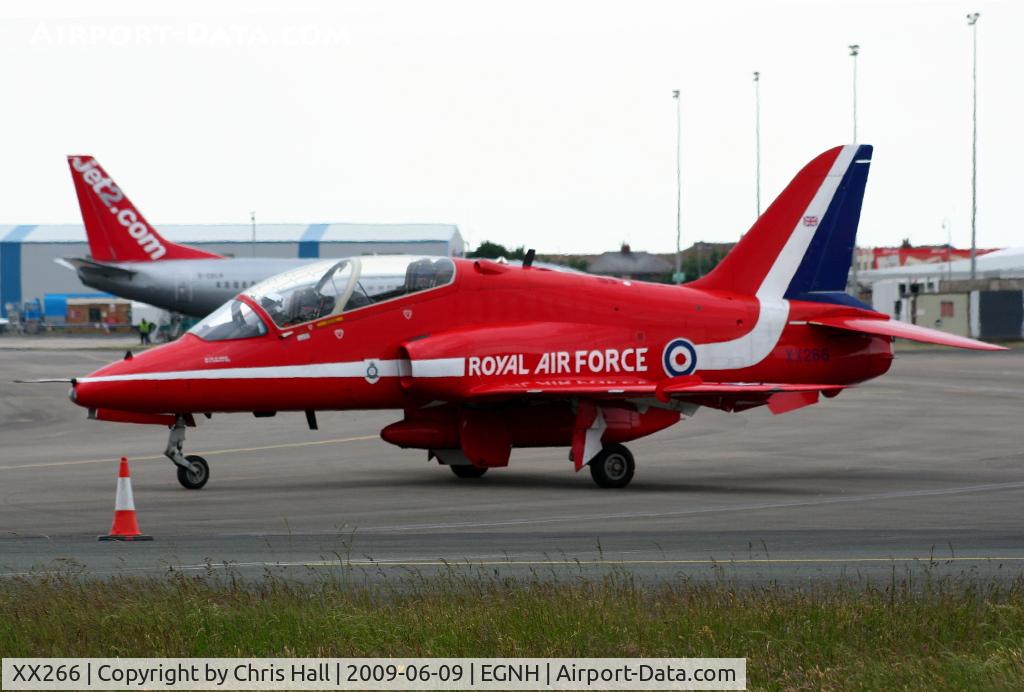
{"left": 662, "top": 338, "right": 698, "bottom": 377}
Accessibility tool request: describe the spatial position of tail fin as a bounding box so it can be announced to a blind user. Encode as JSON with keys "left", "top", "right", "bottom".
{"left": 67, "top": 156, "right": 221, "bottom": 262}
{"left": 689, "top": 144, "right": 871, "bottom": 304}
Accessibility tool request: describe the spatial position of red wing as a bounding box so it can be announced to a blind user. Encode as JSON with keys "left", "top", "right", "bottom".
{"left": 810, "top": 315, "right": 1005, "bottom": 351}
{"left": 658, "top": 379, "right": 847, "bottom": 415}
{"left": 465, "top": 376, "right": 846, "bottom": 415}
{"left": 467, "top": 377, "right": 656, "bottom": 400}
{"left": 657, "top": 380, "right": 846, "bottom": 396}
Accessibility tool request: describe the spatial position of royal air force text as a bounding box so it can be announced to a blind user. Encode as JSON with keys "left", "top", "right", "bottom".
{"left": 468, "top": 348, "right": 648, "bottom": 377}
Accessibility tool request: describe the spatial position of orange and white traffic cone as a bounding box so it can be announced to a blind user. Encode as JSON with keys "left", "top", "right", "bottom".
{"left": 98, "top": 457, "right": 152, "bottom": 541}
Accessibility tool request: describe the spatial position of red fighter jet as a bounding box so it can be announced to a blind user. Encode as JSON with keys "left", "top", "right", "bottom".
{"left": 69, "top": 145, "right": 1003, "bottom": 490}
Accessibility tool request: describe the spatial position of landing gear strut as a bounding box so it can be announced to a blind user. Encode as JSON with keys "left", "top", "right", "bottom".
{"left": 165, "top": 416, "right": 210, "bottom": 490}
{"left": 589, "top": 443, "right": 635, "bottom": 488}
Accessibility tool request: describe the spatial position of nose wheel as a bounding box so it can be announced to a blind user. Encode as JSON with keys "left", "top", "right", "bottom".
{"left": 589, "top": 443, "right": 635, "bottom": 488}
{"left": 165, "top": 416, "right": 210, "bottom": 490}
{"left": 176, "top": 455, "right": 210, "bottom": 490}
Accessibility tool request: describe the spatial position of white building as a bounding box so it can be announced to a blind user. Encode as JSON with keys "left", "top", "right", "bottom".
{"left": 859, "top": 248, "right": 1024, "bottom": 340}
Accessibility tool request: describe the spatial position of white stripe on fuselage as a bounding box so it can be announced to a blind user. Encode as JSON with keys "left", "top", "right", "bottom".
{"left": 694, "top": 300, "right": 790, "bottom": 372}
{"left": 410, "top": 357, "right": 466, "bottom": 378}
{"left": 695, "top": 145, "right": 858, "bottom": 372}
{"left": 78, "top": 358, "right": 465, "bottom": 383}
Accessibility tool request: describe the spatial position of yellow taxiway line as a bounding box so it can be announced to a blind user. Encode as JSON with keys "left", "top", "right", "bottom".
{"left": 0, "top": 434, "right": 379, "bottom": 471}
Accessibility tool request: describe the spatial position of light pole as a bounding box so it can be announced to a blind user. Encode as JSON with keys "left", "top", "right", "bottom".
{"left": 848, "top": 44, "right": 860, "bottom": 142}
{"left": 943, "top": 218, "right": 953, "bottom": 283}
{"left": 673, "top": 89, "right": 682, "bottom": 283}
{"left": 967, "top": 12, "right": 980, "bottom": 280}
{"left": 250, "top": 211, "right": 256, "bottom": 257}
{"left": 753, "top": 71, "right": 761, "bottom": 217}
{"left": 847, "top": 45, "right": 860, "bottom": 295}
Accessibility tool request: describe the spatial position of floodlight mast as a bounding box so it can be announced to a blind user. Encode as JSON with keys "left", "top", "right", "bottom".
{"left": 847, "top": 44, "right": 861, "bottom": 295}
{"left": 753, "top": 71, "right": 761, "bottom": 218}
{"left": 673, "top": 89, "right": 682, "bottom": 283}
{"left": 848, "top": 44, "right": 860, "bottom": 143}
{"left": 967, "top": 12, "right": 980, "bottom": 280}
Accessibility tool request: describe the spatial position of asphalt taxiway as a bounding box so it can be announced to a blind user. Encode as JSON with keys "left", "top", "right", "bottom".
{"left": 1, "top": 345, "right": 1022, "bottom": 584}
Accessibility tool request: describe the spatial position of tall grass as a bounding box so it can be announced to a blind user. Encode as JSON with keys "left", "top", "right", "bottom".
{"left": 1, "top": 566, "right": 1023, "bottom": 689}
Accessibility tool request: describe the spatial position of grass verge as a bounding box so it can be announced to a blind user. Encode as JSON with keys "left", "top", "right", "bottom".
{"left": 1, "top": 568, "right": 1023, "bottom": 689}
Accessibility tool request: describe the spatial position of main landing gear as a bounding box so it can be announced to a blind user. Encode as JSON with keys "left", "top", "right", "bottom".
{"left": 165, "top": 416, "right": 210, "bottom": 490}
{"left": 437, "top": 443, "right": 636, "bottom": 488}
{"left": 450, "top": 465, "right": 488, "bottom": 479}
{"left": 588, "top": 443, "right": 635, "bottom": 489}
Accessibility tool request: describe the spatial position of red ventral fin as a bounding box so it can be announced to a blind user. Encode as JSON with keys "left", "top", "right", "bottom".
{"left": 766, "top": 390, "right": 820, "bottom": 415}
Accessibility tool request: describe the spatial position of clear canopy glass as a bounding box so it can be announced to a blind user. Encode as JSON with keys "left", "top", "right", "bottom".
{"left": 191, "top": 256, "right": 456, "bottom": 340}
{"left": 189, "top": 299, "right": 268, "bottom": 341}
{"left": 245, "top": 256, "right": 455, "bottom": 328}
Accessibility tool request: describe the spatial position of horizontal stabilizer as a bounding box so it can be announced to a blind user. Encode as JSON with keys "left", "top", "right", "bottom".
{"left": 810, "top": 316, "right": 1006, "bottom": 351}
{"left": 59, "top": 257, "right": 137, "bottom": 278}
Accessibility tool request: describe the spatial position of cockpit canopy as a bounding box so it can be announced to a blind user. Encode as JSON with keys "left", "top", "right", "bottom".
{"left": 248, "top": 255, "right": 455, "bottom": 328}
{"left": 189, "top": 256, "right": 456, "bottom": 341}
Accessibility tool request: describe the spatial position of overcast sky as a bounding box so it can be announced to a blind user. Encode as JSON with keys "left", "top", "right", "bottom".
{"left": 1, "top": 0, "right": 1020, "bottom": 254}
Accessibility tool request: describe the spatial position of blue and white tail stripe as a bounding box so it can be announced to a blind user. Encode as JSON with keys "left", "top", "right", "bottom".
{"left": 784, "top": 144, "right": 872, "bottom": 306}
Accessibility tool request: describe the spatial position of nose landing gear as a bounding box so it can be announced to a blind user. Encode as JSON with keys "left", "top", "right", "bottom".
{"left": 165, "top": 416, "right": 210, "bottom": 490}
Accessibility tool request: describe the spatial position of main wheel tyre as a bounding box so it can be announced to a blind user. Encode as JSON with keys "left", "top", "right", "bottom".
{"left": 589, "top": 444, "right": 635, "bottom": 488}
{"left": 450, "top": 465, "right": 488, "bottom": 479}
{"left": 177, "top": 454, "right": 210, "bottom": 490}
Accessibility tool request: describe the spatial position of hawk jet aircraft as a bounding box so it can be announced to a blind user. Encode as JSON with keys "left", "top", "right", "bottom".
{"left": 66, "top": 145, "right": 1004, "bottom": 489}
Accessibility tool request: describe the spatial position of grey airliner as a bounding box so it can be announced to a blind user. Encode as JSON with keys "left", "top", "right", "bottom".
{"left": 60, "top": 255, "right": 313, "bottom": 318}
{"left": 61, "top": 155, "right": 455, "bottom": 317}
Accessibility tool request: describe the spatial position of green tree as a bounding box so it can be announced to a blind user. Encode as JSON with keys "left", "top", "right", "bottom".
{"left": 681, "top": 246, "right": 726, "bottom": 282}
{"left": 467, "top": 241, "right": 526, "bottom": 260}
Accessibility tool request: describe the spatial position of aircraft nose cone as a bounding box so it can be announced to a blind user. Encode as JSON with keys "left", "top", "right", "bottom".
{"left": 72, "top": 337, "right": 201, "bottom": 414}
{"left": 72, "top": 371, "right": 112, "bottom": 410}
{"left": 73, "top": 348, "right": 157, "bottom": 411}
